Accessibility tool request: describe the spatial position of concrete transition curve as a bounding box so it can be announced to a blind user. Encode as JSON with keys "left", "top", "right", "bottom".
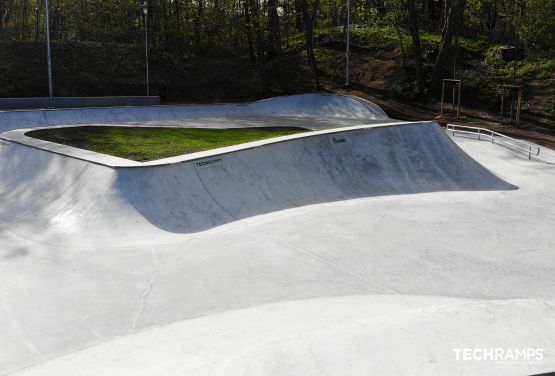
{"left": 12, "top": 296, "right": 555, "bottom": 376}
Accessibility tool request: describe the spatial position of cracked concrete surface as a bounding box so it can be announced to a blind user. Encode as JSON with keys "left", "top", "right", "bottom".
{"left": 130, "top": 249, "right": 158, "bottom": 334}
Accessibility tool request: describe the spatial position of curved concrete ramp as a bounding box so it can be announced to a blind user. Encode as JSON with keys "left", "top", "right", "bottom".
{"left": 0, "top": 114, "right": 554, "bottom": 376}
{"left": 11, "top": 296, "right": 555, "bottom": 376}
{"left": 0, "top": 122, "right": 514, "bottom": 239}
{"left": 0, "top": 93, "right": 389, "bottom": 132}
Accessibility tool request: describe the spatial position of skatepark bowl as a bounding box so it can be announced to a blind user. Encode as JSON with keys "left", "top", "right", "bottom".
{"left": 0, "top": 93, "right": 554, "bottom": 376}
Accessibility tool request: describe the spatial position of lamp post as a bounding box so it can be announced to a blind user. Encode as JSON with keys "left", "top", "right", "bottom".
{"left": 344, "top": 0, "right": 350, "bottom": 87}
{"left": 142, "top": 1, "right": 149, "bottom": 96}
{"left": 45, "top": 0, "right": 54, "bottom": 108}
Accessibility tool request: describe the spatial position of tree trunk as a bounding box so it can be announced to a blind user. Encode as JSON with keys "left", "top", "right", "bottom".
{"left": 268, "top": 0, "right": 289, "bottom": 92}
{"left": 300, "top": 0, "right": 320, "bottom": 91}
{"left": 243, "top": 0, "right": 256, "bottom": 62}
{"left": 0, "top": 0, "right": 4, "bottom": 39}
{"left": 294, "top": 0, "right": 303, "bottom": 31}
{"left": 194, "top": 0, "right": 203, "bottom": 48}
{"left": 249, "top": 0, "right": 268, "bottom": 93}
{"left": 429, "top": 0, "right": 466, "bottom": 93}
{"left": 34, "top": 0, "right": 41, "bottom": 41}
{"left": 267, "top": 0, "right": 281, "bottom": 59}
{"left": 393, "top": 9, "right": 407, "bottom": 69}
{"left": 284, "top": 0, "right": 290, "bottom": 48}
{"left": 407, "top": 0, "right": 425, "bottom": 92}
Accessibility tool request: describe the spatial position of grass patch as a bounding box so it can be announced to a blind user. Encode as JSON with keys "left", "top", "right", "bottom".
{"left": 28, "top": 126, "right": 309, "bottom": 161}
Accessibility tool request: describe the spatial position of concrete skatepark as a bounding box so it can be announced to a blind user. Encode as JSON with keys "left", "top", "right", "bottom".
{"left": 0, "top": 94, "right": 554, "bottom": 375}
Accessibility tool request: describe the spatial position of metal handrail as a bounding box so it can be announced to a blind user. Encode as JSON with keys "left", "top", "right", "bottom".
{"left": 446, "top": 124, "right": 541, "bottom": 160}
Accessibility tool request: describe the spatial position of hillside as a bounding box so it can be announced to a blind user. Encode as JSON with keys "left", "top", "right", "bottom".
{"left": 1, "top": 28, "right": 553, "bottom": 132}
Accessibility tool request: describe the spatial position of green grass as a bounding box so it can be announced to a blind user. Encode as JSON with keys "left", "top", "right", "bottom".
{"left": 28, "top": 126, "right": 309, "bottom": 161}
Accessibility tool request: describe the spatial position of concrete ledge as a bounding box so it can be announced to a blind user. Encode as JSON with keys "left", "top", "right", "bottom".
{"left": 0, "top": 96, "right": 161, "bottom": 110}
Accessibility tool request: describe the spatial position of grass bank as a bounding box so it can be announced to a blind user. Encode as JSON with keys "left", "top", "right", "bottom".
{"left": 27, "top": 126, "right": 309, "bottom": 161}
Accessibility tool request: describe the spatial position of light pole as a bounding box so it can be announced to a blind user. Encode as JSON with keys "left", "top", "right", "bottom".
{"left": 142, "top": 1, "right": 149, "bottom": 96}
{"left": 344, "top": 0, "right": 350, "bottom": 87}
{"left": 45, "top": 0, "right": 54, "bottom": 108}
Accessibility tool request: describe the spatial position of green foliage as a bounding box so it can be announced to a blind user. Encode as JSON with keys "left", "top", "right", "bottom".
{"left": 482, "top": 45, "right": 555, "bottom": 80}
{"left": 509, "top": 0, "right": 555, "bottom": 51}
{"left": 483, "top": 46, "right": 508, "bottom": 72}
{"left": 0, "top": 40, "right": 277, "bottom": 100}
{"left": 519, "top": 58, "right": 555, "bottom": 79}
{"left": 350, "top": 27, "right": 400, "bottom": 50}
{"left": 0, "top": 0, "right": 552, "bottom": 117}
{"left": 541, "top": 59, "right": 555, "bottom": 78}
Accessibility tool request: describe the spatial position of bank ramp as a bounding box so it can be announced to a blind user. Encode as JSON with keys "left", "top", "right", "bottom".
{"left": 0, "top": 93, "right": 389, "bottom": 132}
{"left": 0, "top": 121, "right": 514, "bottom": 244}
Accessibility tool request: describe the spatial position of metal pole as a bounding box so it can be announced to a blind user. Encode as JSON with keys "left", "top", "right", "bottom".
{"left": 144, "top": 11, "right": 149, "bottom": 96}
{"left": 344, "top": 0, "right": 350, "bottom": 87}
{"left": 500, "top": 89, "right": 505, "bottom": 125}
{"left": 456, "top": 82, "right": 461, "bottom": 118}
{"left": 45, "top": 0, "right": 54, "bottom": 108}
{"left": 452, "top": 82, "right": 456, "bottom": 113}
{"left": 516, "top": 87, "right": 522, "bottom": 127}
{"left": 440, "top": 81, "right": 445, "bottom": 116}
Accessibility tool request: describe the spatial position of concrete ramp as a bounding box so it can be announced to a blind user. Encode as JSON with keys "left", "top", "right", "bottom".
{"left": 1, "top": 101, "right": 553, "bottom": 376}
{"left": 0, "top": 93, "right": 389, "bottom": 132}
{"left": 12, "top": 296, "right": 555, "bottom": 376}
{"left": 0, "top": 121, "right": 514, "bottom": 242}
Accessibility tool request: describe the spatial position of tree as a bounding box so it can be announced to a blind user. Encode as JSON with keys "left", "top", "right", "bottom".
{"left": 194, "top": 0, "right": 203, "bottom": 48}
{"left": 300, "top": 0, "right": 320, "bottom": 91}
{"left": 247, "top": 0, "right": 268, "bottom": 92}
{"left": 267, "top": 0, "right": 289, "bottom": 92}
{"left": 406, "top": 0, "right": 424, "bottom": 92}
{"left": 295, "top": 0, "right": 303, "bottom": 31}
{"left": 429, "top": 0, "right": 467, "bottom": 93}
{"left": 267, "top": 0, "right": 281, "bottom": 59}
{"left": 243, "top": 0, "right": 256, "bottom": 62}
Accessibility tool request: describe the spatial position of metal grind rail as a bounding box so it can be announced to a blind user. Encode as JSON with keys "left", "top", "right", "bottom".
{"left": 446, "top": 124, "right": 541, "bottom": 160}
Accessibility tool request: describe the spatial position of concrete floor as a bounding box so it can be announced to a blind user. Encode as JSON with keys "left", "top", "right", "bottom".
{"left": 0, "top": 95, "right": 554, "bottom": 375}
